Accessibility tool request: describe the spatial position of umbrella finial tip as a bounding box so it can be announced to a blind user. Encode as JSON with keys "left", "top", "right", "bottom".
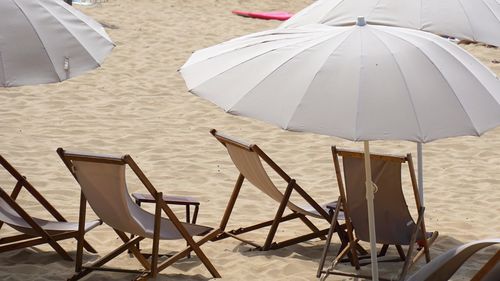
{"left": 356, "top": 16, "right": 366, "bottom": 26}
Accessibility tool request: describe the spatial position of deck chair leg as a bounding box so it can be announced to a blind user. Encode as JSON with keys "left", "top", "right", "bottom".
{"left": 262, "top": 181, "right": 294, "bottom": 251}
{"left": 32, "top": 232, "right": 72, "bottom": 261}
{"left": 218, "top": 174, "right": 244, "bottom": 233}
{"left": 379, "top": 244, "right": 389, "bottom": 257}
{"left": 69, "top": 236, "right": 145, "bottom": 281}
{"left": 75, "top": 192, "right": 87, "bottom": 272}
{"left": 187, "top": 238, "right": 220, "bottom": 278}
{"left": 81, "top": 240, "right": 98, "bottom": 254}
{"left": 413, "top": 231, "right": 438, "bottom": 265}
{"left": 317, "top": 196, "right": 342, "bottom": 278}
{"left": 157, "top": 199, "right": 220, "bottom": 278}
{"left": 156, "top": 229, "right": 220, "bottom": 274}
{"left": 150, "top": 193, "right": 162, "bottom": 278}
{"left": 408, "top": 160, "right": 433, "bottom": 263}
{"left": 69, "top": 192, "right": 97, "bottom": 257}
{"left": 114, "top": 230, "right": 151, "bottom": 270}
{"left": 399, "top": 208, "right": 424, "bottom": 281}
{"left": 346, "top": 223, "right": 360, "bottom": 269}
{"left": 396, "top": 245, "right": 406, "bottom": 260}
{"left": 416, "top": 207, "right": 431, "bottom": 263}
{"left": 320, "top": 241, "right": 356, "bottom": 281}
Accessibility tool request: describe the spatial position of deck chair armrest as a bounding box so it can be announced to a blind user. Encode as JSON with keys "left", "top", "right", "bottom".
{"left": 326, "top": 201, "right": 343, "bottom": 212}
{"left": 156, "top": 196, "right": 213, "bottom": 246}
{"left": 157, "top": 198, "right": 188, "bottom": 228}
{"left": 131, "top": 192, "right": 200, "bottom": 206}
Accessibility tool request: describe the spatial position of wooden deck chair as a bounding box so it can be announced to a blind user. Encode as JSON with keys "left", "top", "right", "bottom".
{"left": 407, "top": 239, "right": 499, "bottom": 281}
{"left": 317, "top": 147, "right": 438, "bottom": 281}
{"left": 0, "top": 155, "right": 100, "bottom": 261}
{"left": 57, "top": 148, "right": 220, "bottom": 281}
{"left": 211, "top": 129, "right": 354, "bottom": 252}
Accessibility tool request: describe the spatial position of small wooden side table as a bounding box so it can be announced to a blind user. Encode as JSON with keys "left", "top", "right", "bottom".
{"left": 129, "top": 193, "right": 200, "bottom": 255}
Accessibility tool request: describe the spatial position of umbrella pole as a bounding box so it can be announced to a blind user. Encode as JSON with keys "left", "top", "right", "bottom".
{"left": 417, "top": 143, "right": 424, "bottom": 205}
{"left": 363, "top": 141, "right": 379, "bottom": 281}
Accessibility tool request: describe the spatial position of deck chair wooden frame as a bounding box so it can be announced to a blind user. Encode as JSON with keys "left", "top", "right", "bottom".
{"left": 0, "top": 155, "right": 99, "bottom": 261}
{"left": 211, "top": 129, "right": 355, "bottom": 252}
{"left": 57, "top": 148, "right": 220, "bottom": 280}
{"left": 317, "top": 147, "right": 438, "bottom": 281}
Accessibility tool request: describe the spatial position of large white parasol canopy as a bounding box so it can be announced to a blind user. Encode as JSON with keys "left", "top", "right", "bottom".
{"left": 181, "top": 24, "right": 500, "bottom": 143}
{"left": 0, "top": 0, "right": 114, "bottom": 87}
{"left": 281, "top": 0, "right": 500, "bottom": 47}
{"left": 181, "top": 19, "right": 500, "bottom": 280}
{"left": 280, "top": 0, "right": 500, "bottom": 203}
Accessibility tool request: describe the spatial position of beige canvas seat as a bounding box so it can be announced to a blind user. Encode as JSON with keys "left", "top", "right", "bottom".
{"left": 407, "top": 239, "right": 499, "bottom": 281}
{"left": 0, "top": 155, "right": 100, "bottom": 261}
{"left": 211, "top": 129, "right": 357, "bottom": 252}
{"left": 317, "top": 147, "right": 438, "bottom": 281}
{"left": 57, "top": 148, "right": 220, "bottom": 281}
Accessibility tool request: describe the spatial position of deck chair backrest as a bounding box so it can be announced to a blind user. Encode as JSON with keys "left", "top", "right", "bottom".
{"left": 336, "top": 149, "right": 417, "bottom": 245}
{"left": 60, "top": 151, "right": 165, "bottom": 238}
{"left": 72, "top": 160, "right": 147, "bottom": 236}
{"left": 214, "top": 131, "right": 318, "bottom": 217}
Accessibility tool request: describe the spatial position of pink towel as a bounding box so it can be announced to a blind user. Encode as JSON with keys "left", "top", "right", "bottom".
{"left": 232, "top": 10, "right": 293, "bottom": 21}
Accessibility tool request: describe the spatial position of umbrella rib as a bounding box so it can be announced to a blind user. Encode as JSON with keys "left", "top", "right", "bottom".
{"left": 58, "top": 1, "right": 113, "bottom": 44}
{"left": 188, "top": 29, "right": 318, "bottom": 65}
{"left": 283, "top": 0, "right": 345, "bottom": 27}
{"left": 369, "top": 29, "right": 424, "bottom": 141}
{"left": 184, "top": 32, "right": 321, "bottom": 90}
{"left": 480, "top": 0, "right": 500, "bottom": 39}
{"left": 190, "top": 32, "right": 304, "bottom": 63}
{"left": 318, "top": 0, "right": 347, "bottom": 24}
{"left": 227, "top": 31, "right": 349, "bottom": 112}
{"left": 378, "top": 28, "right": 482, "bottom": 136}
{"left": 456, "top": 0, "right": 477, "bottom": 41}
{"left": 38, "top": 0, "right": 102, "bottom": 67}
{"left": 399, "top": 26, "right": 500, "bottom": 105}
{"left": 485, "top": 0, "right": 500, "bottom": 22}
{"left": 366, "top": 0, "right": 384, "bottom": 19}
{"left": 283, "top": 30, "right": 356, "bottom": 129}
{"left": 11, "top": 0, "right": 61, "bottom": 82}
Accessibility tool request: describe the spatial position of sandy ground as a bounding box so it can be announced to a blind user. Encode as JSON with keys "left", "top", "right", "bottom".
{"left": 0, "top": 0, "right": 499, "bottom": 280}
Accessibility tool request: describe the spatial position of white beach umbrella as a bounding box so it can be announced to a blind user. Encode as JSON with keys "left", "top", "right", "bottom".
{"left": 180, "top": 19, "right": 500, "bottom": 280}
{"left": 0, "top": 0, "right": 114, "bottom": 87}
{"left": 281, "top": 0, "right": 500, "bottom": 47}
{"left": 281, "top": 0, "right": 500, "bottom": 202}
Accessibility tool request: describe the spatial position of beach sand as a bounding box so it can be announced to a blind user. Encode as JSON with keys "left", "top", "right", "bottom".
{"left": 0, "top": 0, "right": 498, "bottom": 280}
